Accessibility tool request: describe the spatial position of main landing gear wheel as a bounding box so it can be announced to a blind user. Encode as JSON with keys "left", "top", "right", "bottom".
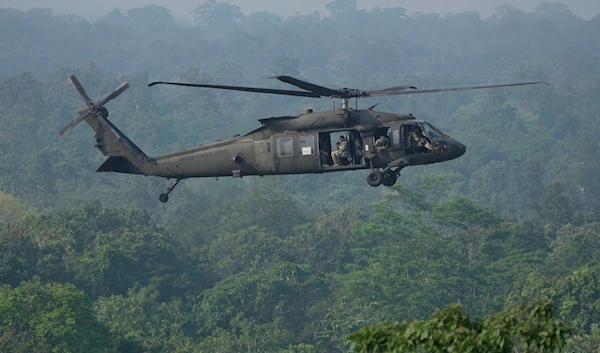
{"left": 366, "top": 170, "right": 383, "bottom": 187}
{"left": 382, "top": 171, "right": 397, "bottom": 187}
{"left": 159, "top": 178, "right": 181, "bottom": 203}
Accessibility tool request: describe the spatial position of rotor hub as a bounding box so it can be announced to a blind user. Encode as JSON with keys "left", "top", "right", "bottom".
{"left": 333, "top": 88, "right": 368, "bottom": 99}
{"left": 59, "top": 75, "right": 129, "bottom": 137}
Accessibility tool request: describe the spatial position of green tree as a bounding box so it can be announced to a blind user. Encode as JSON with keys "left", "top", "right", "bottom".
{"left": 207, "top": 226, "right": 287, "bottom": 277}
{"left": 532, "top": 180, "right": 574, "bottom": 230}
{"left": 0, "top": 191, "right": 32, "bottom": 223}
{"left": 563, "top": 323, "right": 600, "bottom": 353}
{"left": 0, "top": 328, "right": 52, "bottom": 353}
{"left": 192, "top": 0, "right": 244, "bottom": 28}
{"left": 348, "top": 301, "right": 570, "bottom": 353}
{"left": 197, "top": 262, "right": 328, "bottom": 335}
{"left": 326, "top": 0, "right": 358, "bottom": 15}
{"left": 196, "top": 316, "right": 299, "bottom": 353}
{"left": 0, "top": 277, "right": 116, "bottom": 352}
{"left": 508, "top": 268, "right": 600, "bottom": 335}
{"left": 283, "top": 209, "right": 357, "bottom": 274}
{"left": 94, "top": 283, "right": 196, "bottom": 353}
{"left": 547, "top": 223, "right": 600, "bottom": 273}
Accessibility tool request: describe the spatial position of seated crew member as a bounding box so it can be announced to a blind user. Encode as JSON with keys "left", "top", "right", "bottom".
{"left": 331, "top": 135, "right": 348, "bottom": 166}
{"left": 375, "top": 134, "right": 389, "bottom": 152}
{"left": 411, "top": 128, "right": 432, "bottom": 152}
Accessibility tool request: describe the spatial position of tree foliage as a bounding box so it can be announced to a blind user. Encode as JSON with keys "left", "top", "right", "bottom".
{"left": 348, "top": 301, "right": 570, "bottom": 353}
{"left": 0, "top": 277, "right": 115, "bottom": 352}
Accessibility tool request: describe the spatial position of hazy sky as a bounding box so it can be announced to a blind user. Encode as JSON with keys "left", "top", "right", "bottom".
{"left": 1, "top": 0, "right": 599, "bottom": 20}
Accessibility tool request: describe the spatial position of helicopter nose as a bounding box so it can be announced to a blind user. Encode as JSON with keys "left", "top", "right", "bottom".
{"left": 451, "top": 140, "right": 466, "bottom": 159}
{"left": 431, "top": 138, "right": 465, "bottom": 159}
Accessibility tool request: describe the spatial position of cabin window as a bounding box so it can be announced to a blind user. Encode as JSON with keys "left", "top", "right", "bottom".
{"left": 391, "top": 128, "right": 401, "bottom": 148}
{"left": 277, "top": 137, "right": 293, "bottom": 157}
{"left": 298, "top": 135, "right": 314, "bottom": 155}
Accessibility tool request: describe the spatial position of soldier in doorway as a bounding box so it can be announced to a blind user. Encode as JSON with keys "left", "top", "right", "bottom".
{"left": 331, "top": 135, "right": 348, "bottom": 166}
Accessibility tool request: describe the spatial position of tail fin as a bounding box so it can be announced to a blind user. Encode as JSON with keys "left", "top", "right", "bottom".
{"left": 87, "top": 114, "right": 151, "bottom": 175}
{"left": 60, "top": 75, "right": 152, "bottom": 175}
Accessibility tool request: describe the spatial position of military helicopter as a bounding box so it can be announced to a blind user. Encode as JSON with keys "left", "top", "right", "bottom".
{"left": 59, "top": 74, "right": 548, "bottom": 203}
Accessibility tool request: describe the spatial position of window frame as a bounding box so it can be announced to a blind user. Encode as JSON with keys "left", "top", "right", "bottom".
{"left": 298, "top": 135, "right": 315, "bottom": 156}
{"left": 391, "top": 127, "right": 401, "bottom": 148}
{"left": 276, "top": 136, "right": 294, "bottom": 157}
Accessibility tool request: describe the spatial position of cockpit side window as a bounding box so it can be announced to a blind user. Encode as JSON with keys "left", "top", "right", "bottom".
{"left": 404, "top": 124, "right": 433, "bottom": 154}
{"left": 421, "top": 123, "right": 441, "bottom": 138}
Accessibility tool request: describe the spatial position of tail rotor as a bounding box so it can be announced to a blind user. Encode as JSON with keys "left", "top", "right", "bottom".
{"left": 59, "top": 75, "right": 130, "bottom": 137}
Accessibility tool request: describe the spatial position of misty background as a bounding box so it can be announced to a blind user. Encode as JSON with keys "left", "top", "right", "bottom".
{"left": 3, "top": 0, "right": 600, "bottom": 20}
{"left": 1, "top": 1, "right": 600, "bottom": 352}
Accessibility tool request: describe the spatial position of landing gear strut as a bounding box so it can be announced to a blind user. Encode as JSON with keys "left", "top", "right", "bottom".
{"left": 381, "top": 157, "right": 409, "bottom": 187}
{"left": 159, "top": 178, "right": 181, "bottom": 203}
{"left": 382, "top": 170, "right": 397, "bottom": 187}
{"left": 366, "top": 158, "right": 408, "bottom": 187}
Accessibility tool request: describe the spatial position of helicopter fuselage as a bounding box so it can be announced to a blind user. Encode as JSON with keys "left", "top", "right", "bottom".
{"left": 145, "top": 108, "right": 466, "bottom": 180}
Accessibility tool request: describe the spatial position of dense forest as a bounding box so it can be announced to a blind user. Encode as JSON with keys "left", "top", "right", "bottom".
{"left": 1, "top": 1, "right": 600, "bottom": 351}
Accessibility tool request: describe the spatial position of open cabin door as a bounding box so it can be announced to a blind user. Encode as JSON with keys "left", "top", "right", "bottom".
{"left": 273, "top": 133, "right": 320, "bottom": 174}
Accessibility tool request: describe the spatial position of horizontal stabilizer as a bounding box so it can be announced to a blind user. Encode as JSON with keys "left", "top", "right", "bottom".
{"left": 96, "top": 156, "right": 144, "bottom": 175}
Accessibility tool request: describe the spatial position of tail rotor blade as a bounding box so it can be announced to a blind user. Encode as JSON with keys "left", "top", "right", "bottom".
{"left": 68, "top": 75, "right": 92, "bottom": 104}
{"left": 98, "top": 82, "right": 130, "bottom": 106}
{"left": 59, "top": 111, "right": 91, "bottom": 137}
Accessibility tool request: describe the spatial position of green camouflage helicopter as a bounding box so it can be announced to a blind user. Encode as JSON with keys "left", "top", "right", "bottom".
{"left": 59, "top": 75, "right": 548, "bottom": 203}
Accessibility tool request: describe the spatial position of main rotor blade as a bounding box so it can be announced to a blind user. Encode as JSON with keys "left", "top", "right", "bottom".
{"left": 68, "top": 75, "right": 91, "bottom": 104}
{"left": 364, "top": 85, "right": 419, "bottom": 96}
{"left": 147, "top": 81, "right": 322, "bottom": 98}
{"left": 59, "top": 111, "right": 91, "bottom": 137}
{"left": 98, "top": 82, "right": 130, "bottom": 106}
{"left": 366, "top": 81, "right": 550, "bottom": 97}
{"left": 271, "top": 76, "right": 340, "bottom": 97}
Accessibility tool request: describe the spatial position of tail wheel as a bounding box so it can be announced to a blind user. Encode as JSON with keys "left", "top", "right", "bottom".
{"left": 159, "top": 193, "right": 169, "bottom": 203}
{"left": 366, "top": 170, "right": 383, "bottom": 187}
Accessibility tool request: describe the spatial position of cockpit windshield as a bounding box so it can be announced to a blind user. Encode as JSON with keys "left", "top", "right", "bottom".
{"left": 419, "top": 122, "right": 443, "bottom": 139}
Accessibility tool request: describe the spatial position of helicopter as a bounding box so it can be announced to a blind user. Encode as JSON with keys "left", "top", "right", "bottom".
{"left": 59, "top": 74, "right": 549, "bottom": 203}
